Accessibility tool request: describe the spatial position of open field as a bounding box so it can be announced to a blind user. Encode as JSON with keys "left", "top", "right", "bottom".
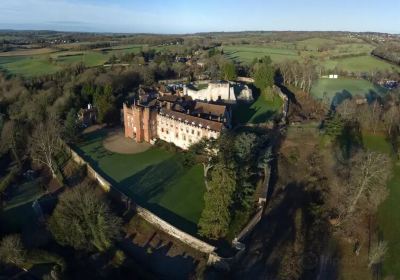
{"left": 310, "top": 78, "right": 388, "bottom": 105}
{"left": 0, "top": 44, "right": 144, "bottom": 76}
{"left": 323, "top": 55, "right": 400, "bottom": 72}
{"left": 223, "top": 45, "right": 300, "bottom": 63}
{"left": 222, "top": 39, "right": 399, "bottom": 74}
{"left": 0, "top": 48, "right": 56, "bottom": 57}
{"left": 74, "top": 129, "right": 206, "bottom": 234}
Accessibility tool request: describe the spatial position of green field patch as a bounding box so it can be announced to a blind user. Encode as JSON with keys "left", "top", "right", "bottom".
{"left": 311, "top": 78, "right": 388, "bottom": 106}
{"left": 74, "top": 130, "right": 206, "bottom": 234}
{"left": 0, "top": 55, "right": 62, "bottom": 76}
{"left": 324, "top": 55, "right": 399, "bottom": 73}
{"left": 223, "top": 45, "right": 300, "bottom": 63}
{"left": 233, "top": 91, "right": 283, "bottom": 124}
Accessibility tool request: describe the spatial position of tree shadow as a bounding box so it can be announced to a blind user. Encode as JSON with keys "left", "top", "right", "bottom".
{"left": 331, "top": 90, "right": 352, "bottom": 109}
{"left": 119, "top": 238, "right": 200, "bottom": 280}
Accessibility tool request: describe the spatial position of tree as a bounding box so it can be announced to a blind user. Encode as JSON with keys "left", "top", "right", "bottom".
{"left": 336, "top": 99, "right": 357, "bottom": 121}
{"left": 94, "top": 85, "right": 116, "bottom": 124}
{"left": 234, "top": 132, "right": 258, "bottom": 162}
{"left": 252, "top": 56, "right": 274, "bottom": 96}
{"left": 30, "top": 116, "right": 63, "bottom": 179}
{"left": 198, "top": 164, "right": 236, "bottom": 239}
{"left": 0, "top": 120, "right": 26, "bottom": 168}
{"left": 382, "top": 105, "right": 400, "bottom": 135}
{"left": 49, "top": 183, "right": 122, "bottom": 252}
{"left": 221, "top": 62, "right": 237, "bottom": 81}
{"left": 0, "top": 234, "right": 27, "bottom": 270}
{"left": 189, "top": 138, "right": 219, "bottom": 191}
{"left": 336, "top": 151, "right": 391, "bottom": 225}
{"left": 368, "top": 240, "right": 388, "bottom": 268}
{"left": 64, "top": 108, "right": 79, "bottom": 143}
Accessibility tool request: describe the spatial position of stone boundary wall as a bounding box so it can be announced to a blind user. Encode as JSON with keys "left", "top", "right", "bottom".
{"left": 67, "top": 147, "right": 216, "bottom": 255}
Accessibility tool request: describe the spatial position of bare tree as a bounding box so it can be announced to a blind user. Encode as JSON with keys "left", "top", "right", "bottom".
{"left": 30, "top": 116, "right": 63, "bottom": 179}
{"left": 0, "top": 120, "right": 25, "bottom": 168}
{"left": 336, "top": 99, "right": 357, "bottom": 121}
{"left": 382, "top": 105, "right": 400, "bottom": 135}
{"left": 0, "top": 234, "right": 27, "bottom": 270}
{"left": 336, "top": 151, "right": 391, "bottom": 225}
{"left": 368, "top": 240, "right": 388, "bottom": 268}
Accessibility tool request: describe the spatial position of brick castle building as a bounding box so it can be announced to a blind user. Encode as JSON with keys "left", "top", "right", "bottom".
{"left": 123, "top": 90, "right": 231, "bottom": 150}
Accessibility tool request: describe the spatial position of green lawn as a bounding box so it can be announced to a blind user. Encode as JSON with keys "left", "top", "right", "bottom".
{"left": 74, "top": 130, "right": 206, "bottom": 234}
{"left": 233, "top": 91, "right": 283, "bottom": 124}
{"left": 363, "top": 133, "right": 400, "bottom": 278}
{"left": 311, "top": 78, "right": 388, "bottom": 105}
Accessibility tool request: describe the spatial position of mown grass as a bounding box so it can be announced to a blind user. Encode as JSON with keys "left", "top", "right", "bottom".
{"left": 310, "top": 78, "right": 388, "bottom": 104}
{"left": 74, "top": 130, "right": 206, "bottom": 234}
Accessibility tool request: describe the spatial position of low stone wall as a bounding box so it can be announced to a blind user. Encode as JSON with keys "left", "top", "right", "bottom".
{"left": 67, "top": 146, "right": 216, "bottom": 255}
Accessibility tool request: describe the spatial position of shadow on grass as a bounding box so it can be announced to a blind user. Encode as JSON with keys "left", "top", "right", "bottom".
{"left": 73, "top": 134, "right": 201, "bottom": 235}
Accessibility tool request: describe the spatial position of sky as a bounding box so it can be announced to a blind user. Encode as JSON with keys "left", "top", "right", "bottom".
{"left": 0, "top": 0, "right": 399, "bottom": 34}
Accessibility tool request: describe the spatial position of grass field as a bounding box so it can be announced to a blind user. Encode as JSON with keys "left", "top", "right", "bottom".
{"left": 223, "top": 45, "right": 300, "bottom": 63}
{"left": 363, "top": 133, "right": 400, "bottom": 279}
{"left": 222, "top": 39, "right": 399, "bottom": 74}
{"left": 323, "top": 55, "right": 399, "bottom": 73}
{"left": 310, "top": 78, "right": 388, "bottom": 105}
{"left": 74, "top": 130, "right": 206, "bottom": 234}
{"left": 0, "top": 44, "right": 144, "bottom": 77}
{"left": 233, "top": 91, "right": 283, "bottom": 124}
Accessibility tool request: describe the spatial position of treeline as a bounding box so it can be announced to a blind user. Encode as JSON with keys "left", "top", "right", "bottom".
{"left": 372, "top": 43, "right": 400, "bottom": 66}
{"left": 277, "top": 59, "right": 318, "bottom": 92}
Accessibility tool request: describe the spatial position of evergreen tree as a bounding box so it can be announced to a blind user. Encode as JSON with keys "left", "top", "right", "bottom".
{"left": 252, "top": 56, "right": 275, "bottom": 99}
{"left": 198, "top": 164, "right": 236, "bottom": 239}
{"left": 94, "top": 85, "right": 116, "bottom": 124}
{"left": 64, "top": 108, "right": 79, "bottom": 143}
{"left": 221, "top": 62, "right": 237, "bottom": 81}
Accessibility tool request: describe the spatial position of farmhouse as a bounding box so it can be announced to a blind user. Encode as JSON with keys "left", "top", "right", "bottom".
{"left": 123, "top": 92, "right": 231, "bottom": 150}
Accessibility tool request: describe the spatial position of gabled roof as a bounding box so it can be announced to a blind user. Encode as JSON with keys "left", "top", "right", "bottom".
{"left": 159, "top": 108, "right": 224, "bottom": 132}
{"left": 193, "top": 102, "right": 227, "bottom": 116}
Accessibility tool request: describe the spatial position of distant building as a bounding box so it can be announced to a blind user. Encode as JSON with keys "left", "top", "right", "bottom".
{"left": 328, "top": 74, "right": 339, "bottom": 79}
{"left": 123, "top": 94, "right": 231, "bottom": 150}
{"left": 78, "top": 104, "right": 97, "bottom": 126}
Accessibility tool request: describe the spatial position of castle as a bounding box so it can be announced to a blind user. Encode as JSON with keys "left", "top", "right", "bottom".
{"left": 183, "top": 81, "right": 253, "bottom": 103}
{"left": 123, "top": 88, "right": 231, "bottom": 150}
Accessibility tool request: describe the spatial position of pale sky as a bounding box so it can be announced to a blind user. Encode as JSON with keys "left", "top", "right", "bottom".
{"left": 0, "top": 0, "right": 399, "bottom": 34}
